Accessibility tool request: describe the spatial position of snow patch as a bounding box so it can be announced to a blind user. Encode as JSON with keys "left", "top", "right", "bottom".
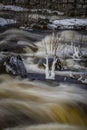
{"left": 0, "top": 17, "right": 16, "bottom": 26}
{"left": 53, "top": 18, "right": 87, "bottom": 26}
{"left": 0, "top": 4, "right": 28, "bottom": 12}
{"left": 30, "top": 9, "right": 64, "bottom": 16}
{"left": 17, "top": 41, "right": 29, "bottom": 46}
{"left": 50, "top": 18, "right": 87, "bottom": 29}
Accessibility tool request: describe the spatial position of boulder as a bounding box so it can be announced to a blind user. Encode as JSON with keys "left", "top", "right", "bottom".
{"left": 0, "top": 53, "right": 27, "bottom": 78}
{"left": 38, "top": 57, "right": 63, "bottom": 70}
{"left": 31, "top": 18, "right": 49, "bottom": 30}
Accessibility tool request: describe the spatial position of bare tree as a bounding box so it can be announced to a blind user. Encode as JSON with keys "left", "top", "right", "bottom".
{"left": 43, "top": 33, "right": 61, "bottom": 80}
{"left": 72, "top": 44, "right": 82, "bottom": 59}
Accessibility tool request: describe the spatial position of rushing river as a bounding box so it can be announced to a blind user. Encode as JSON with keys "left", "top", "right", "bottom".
{"left": 0, "top": 74, "right": 87, "bottom": 130}
{"left": 0, "top": 28, "right": 87, "bottom": 130}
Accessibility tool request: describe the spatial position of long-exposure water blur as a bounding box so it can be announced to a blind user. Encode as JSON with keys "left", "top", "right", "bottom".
{"left": 0, "top": 0, "right": 87, "bottom": 130}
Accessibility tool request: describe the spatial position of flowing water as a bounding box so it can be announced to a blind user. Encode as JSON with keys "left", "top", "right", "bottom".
{"left": 0, "top": 28, "right": 87, "bottom": 130}
{"left": 0, "top": 74, "right": 87, "bottom": 130}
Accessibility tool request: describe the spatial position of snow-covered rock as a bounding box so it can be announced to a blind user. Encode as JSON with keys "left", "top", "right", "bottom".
{"left": 30, "top": 9, "right": 64, "bottom": 16}
{"left": 0, "top": 4, "right": 28, "bottom": 12}
{"left": 51, "top": 18, "right": 87, "bottom": 30}
{"left": 47, "top": 24, "right": 58, "bottom": 30}
{"left": 53, "top": 18, "right": 87, "bottom": 26}
{"left": 0, "top": 17, "right": 16, "bottom": 26}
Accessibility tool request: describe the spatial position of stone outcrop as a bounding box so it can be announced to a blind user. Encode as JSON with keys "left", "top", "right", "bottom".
{"left": 0, "top": 53, "right": 27, "bottom": 77}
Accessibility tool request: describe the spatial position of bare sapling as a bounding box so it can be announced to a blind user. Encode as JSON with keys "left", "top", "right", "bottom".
{"left": 43, "top": 33, "right": 61, "bottom": 80}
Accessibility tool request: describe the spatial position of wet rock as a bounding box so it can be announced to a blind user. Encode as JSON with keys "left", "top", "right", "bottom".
{"left": 31, "top": 18, "right": 49, "bottom": 30}
{"left": 0, "top": 54, "right": 6, "bottom": 73}
{"left": 38, "top": 57, "right": 63, "bottom": 70}
{"left": 78, "top": 56, "right": 87, "bottom": 67}
{"left": 73, "top": 25, "right": 87, "bottom": 30}
{"left": 37, "top": 18, "right": 49, "bottom": 25}
{"left": 31, "top": 24, "right": 44, "bottom": 30}
{"left": 0, "top": 53, "right": 27, "bottom": 78}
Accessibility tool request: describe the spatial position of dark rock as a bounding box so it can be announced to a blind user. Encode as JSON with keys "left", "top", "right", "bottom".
{"left": 37, "top": 18, "right": 49, "bottom": 25}
{"left": 31, "top": 24, "right": 48, "bottom": 30}
{"left": 78, "top": 58, "right": 87, "bottom": 67}
{"left": 31, "top": 18, "right": 49, "bottom": 30}
{"left": 38, "top": 57, "right": 63, "bottom": 70}
{"left": 73, "top": 25, "right": 87, "bottom": 30}
{"left": 0, "top": 54, "right": 27, "bottom": 78}
{"left": 31, "top": 24, "right": 43, "bottom": 30}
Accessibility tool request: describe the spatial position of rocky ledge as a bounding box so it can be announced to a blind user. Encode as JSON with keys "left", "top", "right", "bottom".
{"left": 0, "top": 53, "right": 27, "bottom": 78}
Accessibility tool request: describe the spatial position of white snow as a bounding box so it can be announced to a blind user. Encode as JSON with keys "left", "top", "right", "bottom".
{"left": 30, "top": 9, "right": 64, "bottom": 15}
{"left": 51, "top": 18, "right": 87, "bottom": 29}
{"left": 0, "top": 4, "right": 28, "bottom": 12}
{"left": 80, "top": 78, "right": 87, "bottom": 84}
{"left": 17, "top": 41, "right": 29, "bottom": 46}
{"left": 47, "top": 24, "right": 58, "bottom": 30}
{"left": 0, "top": 17, "right": 16, "bottom": 26}
{"left": 52, "top": 11, "right": 64, "bottom": 15}
{"left": 53, "top": 18, "right": 87, "bottom": 26}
